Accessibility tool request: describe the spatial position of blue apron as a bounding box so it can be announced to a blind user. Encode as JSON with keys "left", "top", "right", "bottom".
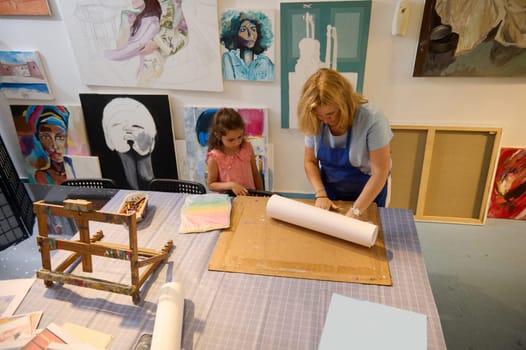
{"left": 317, "top": 124, "right": 388, "bottom": 207}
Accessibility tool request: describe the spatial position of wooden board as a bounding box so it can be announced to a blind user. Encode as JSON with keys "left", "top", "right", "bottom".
{"left": 209, "top": 196, "right": 392, "bottom": 285}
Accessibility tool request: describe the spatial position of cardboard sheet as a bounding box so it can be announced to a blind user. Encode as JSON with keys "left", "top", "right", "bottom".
{"left": 209, "top": 196, "right": 392, "bottom": 285}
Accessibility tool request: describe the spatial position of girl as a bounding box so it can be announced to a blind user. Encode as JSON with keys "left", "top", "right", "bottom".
{"left": 207, "top": 108, "right": 263, "bottom": 196}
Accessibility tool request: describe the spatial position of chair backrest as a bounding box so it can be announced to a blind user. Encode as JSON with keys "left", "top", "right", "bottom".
{"left": 148, "top": 178, "right": 207, "bottom": 194}
{"left": 61, "top": 178, "right": 117, "bottom": 189}
{"left": 225, "top": 189, "right": 275, "bottom": 197}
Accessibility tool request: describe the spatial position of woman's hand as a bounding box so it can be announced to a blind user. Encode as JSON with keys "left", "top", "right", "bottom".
{"left": 315, "top": 197, "right": 340, "bottom": 211}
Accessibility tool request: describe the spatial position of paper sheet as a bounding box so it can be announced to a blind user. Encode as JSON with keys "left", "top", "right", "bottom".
{"left": 150, "top": 282, "right": 185, "bottom": 350}
{"left": 266, "top": 195, "right": 378, "bottom": 247}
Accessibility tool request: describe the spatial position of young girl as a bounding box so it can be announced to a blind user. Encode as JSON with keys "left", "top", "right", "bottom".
{"left": 207, "top": 108, "right": 263, "bottom": 196}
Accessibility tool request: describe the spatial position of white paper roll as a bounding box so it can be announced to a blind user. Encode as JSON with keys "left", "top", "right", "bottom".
{"left": 266, "top": 195, "right": 378, "bottom": 248}
{"left": 150, "top": 282, "right": 185, "bottom": 350}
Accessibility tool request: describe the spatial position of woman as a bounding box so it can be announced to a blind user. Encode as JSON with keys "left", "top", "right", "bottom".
{"left": 297, "top": 68, "right": 392, "bottom": 219}
{"left": 220, "top": 10, "right": 274, "bottom": 81}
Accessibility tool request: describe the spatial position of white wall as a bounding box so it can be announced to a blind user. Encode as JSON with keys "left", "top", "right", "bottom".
{"left": 1, "top": 0, "right": 525, "bottom": 193}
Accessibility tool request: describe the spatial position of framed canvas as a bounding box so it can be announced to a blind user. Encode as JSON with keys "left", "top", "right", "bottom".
{"left": 219, "top": 9, "right": 276, "bottom": 81}
{"left": 11, "top": 105, "right": 90, "bottom": 185}
{"left": 0, "top": 0, "right": 50, "bottom": 16}
{"left": 183, "top": 107, "right": 270, "bottom": 190}
{"left": 487, "top": 147, "right": 526, "bottom": 220}
{"left": 280, "top": 1, "right": 371, "bottom": 128}
{"left": 414, "top": 0, "right": 526, "bottom": 77}
{"left": 80, "top": 93, "right": 178, "bottom": 190}
{"left": 0, "top": 51, "right": 54, "bottom": 100}
{"left": 59, "top": 0, "right": 223, "bottom": 92}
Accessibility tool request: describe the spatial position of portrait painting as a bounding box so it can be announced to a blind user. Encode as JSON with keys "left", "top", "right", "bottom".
{"left": 220, "top": 9, "right": 276, "bottom": 81}
{"left": 59, "top": 0, "right": 223, "bottom": 92}
{"left": 414, "top": 0, "right": 526, "bottom": 77}
{"left": 11, "top": 104, "right": 90, "bottom": 185}
{"left": 0, "top": 51, "right": 54, "bottom": 100}
{"left": 280, "top": 1, "right": 371, "bottom": 128}
{"left": 0, "top": 0, "right": 50, "bottom": 15}
{"left": 183, "top": 107, "right": 270, "bottom": 190}
{"left": 80, "top": 93, "right": 177, "bottom": 190}
{"left": 488, "top": 147, "right": 526, "bottom": 220}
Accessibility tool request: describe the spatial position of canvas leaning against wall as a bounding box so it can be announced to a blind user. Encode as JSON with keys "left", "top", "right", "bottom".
{"left": 414, "top": 0, "right": 526, "bottom": 77}
{"left": 280, "top": 1, "right": 371, "bottom": 128}
{"left": 59, "top": 0, "right": 223, "bottom": 92}
{"left": 0, "top": 51, "right": 54, "bottom": 100}
{"left": 79, "top": 93, "right": 177, "bottom": 190}
{"left": 183, "top": 107, "right": 270, "bottom": 191}
{"left": 10, "top": 105, "right": 91, "bottom": 185}
{"left": 219, "top": 9, "right": 276, "bottom": 81}
{"left": 488, "top": 147, "right": 526, "bottom": 220}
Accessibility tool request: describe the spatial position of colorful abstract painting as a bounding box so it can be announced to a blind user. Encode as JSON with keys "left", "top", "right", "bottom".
{"left": 80, "top": 93, "right": 177, "bottom": 190}
{"left": 11, "top": 105, "right": 90, "bottom": 184}
{"left": 0, "top": 0, "right": 50, "bottom": 16}
{"left": 220, "top": 9, "right": 276, "bottom": 81}
{"left": 0, "top": 51, "right": 53, "bottom": 100}
{"left": 488, "top": 147, "right": 526, "bottom": 220}
{"left": 183, "top": 107, "right": 270, "bottom": 190}
{"left": 59, "top": 0, "right": 223, "bottom": 92}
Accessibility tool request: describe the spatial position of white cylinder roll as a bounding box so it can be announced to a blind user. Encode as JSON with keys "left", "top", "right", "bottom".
{"left": 266, "top": 195, "right": 378, "bottom": 248}
{"left": 150, "top": 282, "right": 185, "bottom": 350}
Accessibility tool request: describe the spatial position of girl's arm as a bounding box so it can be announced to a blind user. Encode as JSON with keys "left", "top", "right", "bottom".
{"left": 251, "top": 156, "right": 264, "bottom": 190}
{"left": 207, "top": 156, "right": 247, "bottom": 195}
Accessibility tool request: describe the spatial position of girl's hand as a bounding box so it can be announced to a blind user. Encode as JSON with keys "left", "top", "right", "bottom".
{"left": 315, "top": 197, "right": 340, "bottom": 211}
{"left": 231, "top": 183, "right": 248, "bottom": 196}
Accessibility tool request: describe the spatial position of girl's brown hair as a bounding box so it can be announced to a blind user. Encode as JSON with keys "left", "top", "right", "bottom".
{"left": 297, "top": 68, "right": 367, "bottom": 136}
{"left": 207, "top": 108, "right": 246, "bottom": 151}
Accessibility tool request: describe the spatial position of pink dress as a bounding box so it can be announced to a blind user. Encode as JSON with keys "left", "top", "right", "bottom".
{"left": 207, "top": 142, "right": 256, "bottom": 189}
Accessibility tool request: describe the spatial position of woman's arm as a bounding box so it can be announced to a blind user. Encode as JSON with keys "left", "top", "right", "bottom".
{"left": 348, "top": 143, "right": 391, "bottom": 216}
{"left": 304, "top": 146, "right": 339, "bottom": 210}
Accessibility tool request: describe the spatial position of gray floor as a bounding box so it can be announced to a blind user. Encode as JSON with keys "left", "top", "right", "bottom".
{"left": 1, "top": 216, "right": 525, "bottom": 349}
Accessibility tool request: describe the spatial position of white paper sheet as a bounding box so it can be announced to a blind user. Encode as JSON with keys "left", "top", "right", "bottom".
{"left": 266, "top": 195, "right": 378, "bottom": 248}
{"left": 150, "top": 282, "right": 185, "bottom": 350}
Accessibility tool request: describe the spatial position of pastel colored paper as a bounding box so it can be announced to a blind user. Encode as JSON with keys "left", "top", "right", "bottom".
{"left": 179, "top": 194, "right": 231, "bottom": 234}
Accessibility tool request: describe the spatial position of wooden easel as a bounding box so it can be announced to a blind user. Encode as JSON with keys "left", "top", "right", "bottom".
{"left": 33, "top": 199, "right": 173, "bottom": 304}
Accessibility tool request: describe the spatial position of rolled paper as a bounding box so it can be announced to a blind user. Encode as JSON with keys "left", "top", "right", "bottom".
{"left": 150, "top": 282, "right": 185, "bottom": 350}
{"left": 266, "top": 195, "right": 378, "bottom": 248}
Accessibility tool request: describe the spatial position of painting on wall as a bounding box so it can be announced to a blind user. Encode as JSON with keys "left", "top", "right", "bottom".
{"left": 59, "top": 0, "right": 223, "bottom": 92}
{"left": 79, "top": 93, "right": 177, "bottom": 190}
{"left": 11, "top": 105, "right": 90, "bottom": 185}
{"left": 219, "top": 9, "right": 276, "bottom": 81}
{"left": 414, "top": 0, "right": 526, "bottom": 77}
{"left": 280, "top": 1, "right": 371, "bottom": 128}
{"left": 0, "top": 51, "right": 54, "bottom": 100}
{"left": 183, "top": 107, "right": 270, "bottom": 190}
{"left": 488, "top": 147, "right": 526, "bottom": 220}
{"left": 0, "top": 0, "right": 50, "bottom": 16}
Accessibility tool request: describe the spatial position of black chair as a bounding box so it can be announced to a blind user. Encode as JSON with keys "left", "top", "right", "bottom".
{"left": 61, "top": 178, "right": 117, "bottom": 189}
{"left": 148, "top": 178, "right": 207, "bottom": 194}
{"left": 225, "top": 189, "right": 275, "bottom": 197}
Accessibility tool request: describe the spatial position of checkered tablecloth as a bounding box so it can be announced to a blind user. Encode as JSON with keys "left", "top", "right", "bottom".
{"left": 17, "top": 190, "right": 446, "bottom": 349}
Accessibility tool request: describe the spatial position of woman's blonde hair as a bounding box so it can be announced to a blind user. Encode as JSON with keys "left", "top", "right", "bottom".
{"left": 297, "top": 68, "right": 367, "bottom": 135}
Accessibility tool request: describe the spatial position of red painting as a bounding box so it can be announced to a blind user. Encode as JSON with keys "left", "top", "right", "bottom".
{"left": 488, "top": 147, "right": 526, "bottom": 220}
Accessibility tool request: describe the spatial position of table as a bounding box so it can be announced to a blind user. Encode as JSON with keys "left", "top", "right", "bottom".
{"left": 16, "top": 190, "right": 446, "bottom": 349}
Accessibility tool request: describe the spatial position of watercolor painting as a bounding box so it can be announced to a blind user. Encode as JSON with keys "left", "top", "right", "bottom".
{"left": 219, "top": 9, "right": 275, "bottom": 81}
{"left": 11, "top": 105, "right": 90, "bottom": 185}
{"left": 0, "top": 51, "right": 54, "bottom": 100}
{"left": 0, "top": 0, "right": 50, "bottom": 16}
{"left": 183, "top": 107, "right": 270, "bottom": 190}
{"left": 414, "top": 0, "right": 526, "bottom": 77}
{"left": 59, "top": 0, "right": 223, "bottom": 92}
{"left": 488, "top": 147, "right": 526, "bottom": 220}
{"left": 280, "top": 1, "right": 371, "bottom": 128}
{"left": 80, "top": 93, "right": 177, "bottom": 190}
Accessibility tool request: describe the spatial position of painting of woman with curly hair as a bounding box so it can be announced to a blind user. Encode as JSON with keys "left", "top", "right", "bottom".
{"left": 220, "top": 9, "right": 275, "bottom": 81}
